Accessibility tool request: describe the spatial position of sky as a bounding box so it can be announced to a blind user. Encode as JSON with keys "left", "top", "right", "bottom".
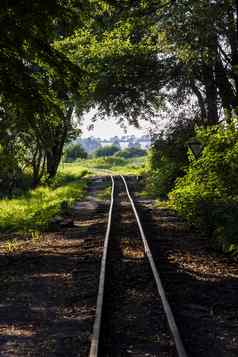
{"left": 80, "top": 110, "right": 156, "bottom": 139}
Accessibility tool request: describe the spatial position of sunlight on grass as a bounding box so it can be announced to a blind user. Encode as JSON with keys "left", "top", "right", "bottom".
{"left": 74, "top": 156, "right": 146, "bottom": 175}
{"left": 0, "top": 158, "right": 145, "bottom": 234}
{"left": 0, "top": 167, "right": 88, "bottom": 233}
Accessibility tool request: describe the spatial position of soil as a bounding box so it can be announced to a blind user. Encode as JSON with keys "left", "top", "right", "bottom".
{"left": 132, "top": 181, "right": 238, "bottom": 357}
{"left": 0, "top": 175, "right": 237, "bottom": 357}
{"left": 0, "top": 177, "right": 110, "bottom": 357}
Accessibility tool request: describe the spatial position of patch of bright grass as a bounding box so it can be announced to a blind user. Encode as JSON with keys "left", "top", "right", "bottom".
{"left": 76, "top": 156, "right": 145, "bottom": 176}
{"left": 4, "top": 239, "right": 19, "bottom": 253}
{"left": 154, "top": 199, "right": 169, "bottom": 208}
{"left": 52, "top": 165, "right": 89, "bottom": 185}
{"left": 0, "top": 167, "right": 88, "bottom": 233}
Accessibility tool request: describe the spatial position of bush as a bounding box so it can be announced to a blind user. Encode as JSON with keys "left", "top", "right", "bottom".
{"left": 169, "top": 121, "right": 238, "bottom": 254}
{"left": 115, "top": 147, "right": 146, "bottom": 158}
{"left": 63, "top": 143, "right": 87, "bottom": 162}
{"left": 93, "top": 145, "right": 120, "bottom": 157}
{"left": 89, "top": 156, "right": 127, "bottom": 168}
{"left": 146, "top": 156, "right": 182, "bottom": 198}
{"left": 0, "top": 167, "right": 88, "bottom": 233}
{"left": 145, "top": 125, "right": 191, "bottom": 198}
{"left": 0, "top": 144, "right": 31, "bottom": 197}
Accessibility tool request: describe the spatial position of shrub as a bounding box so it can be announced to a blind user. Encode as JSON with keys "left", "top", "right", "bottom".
{"left": 0, "top": 167, "right": 88, "bottom": 233}
{"left": 0, "top": 144, "right": 30, "bottom": 197}
{"left": 146, "top": 157, "right": 183, "bottom": 198}
{"left": 93, "top": 145, "right": 120, "bottom": 157}
{"left": 63, "top": 143, "right": 87, "bottom": 162}
{"left": 145, "top": 118, "right": 195, "bottom": 198}
{"left": 115, "top": 147, "right": 146, "bottom": 158}
{"left": 91, "top": 156, "right": 127, "bottom": 168}
{"left": 169, "top": 121, "right": 238, "bottom": 254}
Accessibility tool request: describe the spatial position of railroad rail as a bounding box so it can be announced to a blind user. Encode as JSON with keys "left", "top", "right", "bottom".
{"left": 89, "top": 175, "right": 188, "bottom": 357}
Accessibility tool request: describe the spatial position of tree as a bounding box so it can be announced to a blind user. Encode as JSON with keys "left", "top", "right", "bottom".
{"left": 0, "top": 1, "right": 87, "bottom": 185}
{"left": 0, "top": 1, "right": 83, "bottom": 114}
{"left": 2, "top": 0, "right": 238, "bottom": 189}
{"left": 63, "top": 0, "right": 238, "bottom": 126}
{"left": 64, "top": 143, "right": 88, "bottom": 162}
{"left": 94, "top": 145, "right": 120, "bottom": 157}
{"left": 115, "top": 147, "right": 146, "bottom": 158}
{"left": 151, "top": 0, "right": 238, "bottom": 123}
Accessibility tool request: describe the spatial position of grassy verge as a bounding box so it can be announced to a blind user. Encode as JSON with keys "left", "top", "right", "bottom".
{"left": 75, "top": 156, "right": 145, "bottom": 175}
{"left": 0, "top": 167, "right": 88, "bottom": 233}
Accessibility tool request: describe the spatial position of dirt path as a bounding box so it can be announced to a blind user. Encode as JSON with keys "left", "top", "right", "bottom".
{"left": 134, "top": 193, "right": 238, "bottom": 357}
{"left": 1, "top": 175, "right": 237, "bottom": 357}
{"left": 0, "top": 177, "right": 110, "bottom": 357}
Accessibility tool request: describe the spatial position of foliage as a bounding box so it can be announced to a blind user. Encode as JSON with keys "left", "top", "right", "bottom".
{"left": 115, "top": 147, "right": 146, "bottom": 158}
{"left": 146, "top": 159, "right": 182, "bottom": 199}
{"left": 55, "top": 3, "right": 166, "bottom": 124}
{"left": 169, "top": 121, "right": 238, "bottom": 254}
{"left": 79, "top": 156, "right": 127, "bottom": 168}
{"left": 0, "top": 0, "right": 82, "bottom": 114}
{"left": 74, "top": 155, "right": 145, "bottom": 175}
{"left": 110, "top": 157, "right": 145, "bottom": 175}
{"left": 93, "top": 145, "right": 120, "bottom": 157}
{"left": 63, "top": 143, "right": 88, "bottom": 162}
{"left": 145, "top": 118, "right": 194, "bottom": 197}
{"left": 56, "top": 0, "right": 238, "bottom": 128}
{"left": 0, "top": 1, "right": 85, "bottom": 186}
{"left": 0, "top": 167, "right": 88, "bottom": 233}
{"left": 0, "top": 139, "right": 32, "bottom": 197}
{"left": 2, "top": 0, "right": 238, "bottom": 188}
{"left": 2, "top": 0, "right": 238, "bottom": 253}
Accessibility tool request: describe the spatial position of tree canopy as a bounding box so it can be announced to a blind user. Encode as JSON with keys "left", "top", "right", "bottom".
{"left": 93, "top": 145, "right": 120, "bottom": 157}
{"left": 1, "top": 0, "right": 238, "bottom": 190}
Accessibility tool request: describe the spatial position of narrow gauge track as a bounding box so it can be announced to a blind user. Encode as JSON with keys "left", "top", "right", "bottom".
{"left": 89, "top": 176, "right": 188, "bottom": 357}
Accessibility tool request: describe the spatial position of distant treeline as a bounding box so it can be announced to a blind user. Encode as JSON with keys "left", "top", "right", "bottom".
{"left": 76, "top": 135, "right": 151, "bottom": 154}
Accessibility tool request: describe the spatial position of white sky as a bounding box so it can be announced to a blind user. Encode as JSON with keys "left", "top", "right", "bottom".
{"left": 80, "top": 110, "right": 156, "bottom": 139}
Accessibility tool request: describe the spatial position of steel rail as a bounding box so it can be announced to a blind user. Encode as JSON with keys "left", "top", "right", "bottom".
{"left": 121, "top": 175, "right": 188, "bottom": 357}
{"left": 89, "top": 175, "right": 115, "bottom": 357}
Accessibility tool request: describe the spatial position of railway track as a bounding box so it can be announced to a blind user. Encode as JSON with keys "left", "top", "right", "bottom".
{"left": 89, "top": 175, "right": 188, "bottom": 357}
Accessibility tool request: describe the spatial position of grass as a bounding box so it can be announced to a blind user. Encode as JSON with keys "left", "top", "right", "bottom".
{"left": 0, "top": 156, "right": 145, "bottom": 234}
{"left": 0, "top": 167, "right": 88, "bottom": 233}
{"left": 75, "top": 156, "right": 145, "bottom": 175}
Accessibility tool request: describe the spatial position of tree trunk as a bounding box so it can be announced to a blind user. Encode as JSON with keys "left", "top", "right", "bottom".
{"left": 227, "top": 3, "right": 238, "bottom": 93}
{"left": 46, "top": 106, "right": 73, "bottom": 179}
{"left": 46, "top": 146, "right": 62, "bottom": 179}
{"left": 191, "top": 81, "right": 206, "bottom": 124}
{"left": 32, "top": 147, "right": 46, "bottom": 187}
{"left": 215, "top": 57, "right": 237, "bottom": 122}
{"left": 203, "top": 66, "right": 219, "bottom": 125}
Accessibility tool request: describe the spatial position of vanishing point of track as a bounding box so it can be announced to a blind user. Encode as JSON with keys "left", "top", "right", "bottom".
{"left": 89, "top": 176, "right": 188, "bottom": 357}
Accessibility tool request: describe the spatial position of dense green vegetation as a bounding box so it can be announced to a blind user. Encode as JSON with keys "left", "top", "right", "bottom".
{"left": 63, "top": 143, "right": 88, "bottom": 163}
{"left": 0, "top": 167, "right": 88, "bottom": 233}
{"left": 75, "top": 156, "right": 145, "bottom": 175}
{"left": 115, "top": 147, "right": 146, "bottom": 159}
{"left": 146, "top": 119, "right": 238, "bottom": 253}
{"left": 145, "top": 119, "right": 194, "bottom": 198}
{"left": 1, "top": 1, "right": 238, "bottom": 252}
{"left": 169, "top": 121, "right": 238, "bottom": 254}
{"left": 93, "top": 145, "right": 120, "bottom": 157}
